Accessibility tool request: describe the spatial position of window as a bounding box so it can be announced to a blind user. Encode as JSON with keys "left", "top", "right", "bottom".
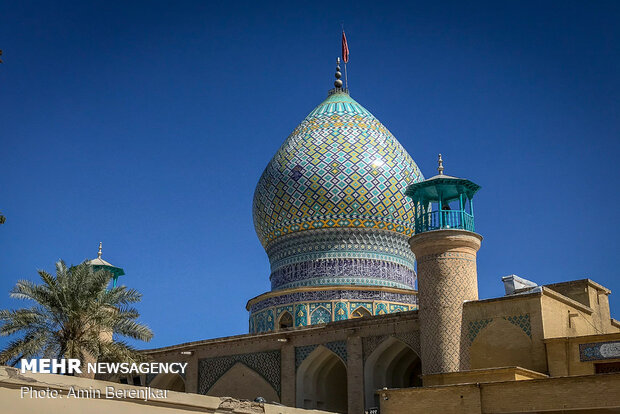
{"left": 595, "top": 362, "right": 620, "bottom": 374}
{"left": 279, "top": 312, "right": 293, "bottom": 330}
{"left": 351, "top": 307, "right": 372, "bottom": 318}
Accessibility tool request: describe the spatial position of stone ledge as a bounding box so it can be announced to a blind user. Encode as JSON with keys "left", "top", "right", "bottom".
{"left": 0, "top": 366, "right": 329, "bottom": 414}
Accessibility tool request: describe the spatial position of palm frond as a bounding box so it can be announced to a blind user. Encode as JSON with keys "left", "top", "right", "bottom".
{"left": 0, "top": 259, "right": 153, "bottom": 366}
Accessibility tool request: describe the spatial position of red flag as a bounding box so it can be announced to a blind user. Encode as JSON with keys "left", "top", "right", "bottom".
{"left": 342, "top": 31, "right": 349, "bottom": 63}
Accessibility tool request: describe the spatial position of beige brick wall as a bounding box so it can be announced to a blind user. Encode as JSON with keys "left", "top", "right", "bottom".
{"left": 380, "top": 373, "right": 620, "bottom": 414}
{"left": 461, "top": 280, "right": 619, "bottom": 376}
{"left": 545, "top": 332, "right": 620, "bottom": 377}
{"left": 462, "top": 293, "right": 547, "bottom": 373}
{"left": 409, "top": 229, "right": 482, "bottom": 375}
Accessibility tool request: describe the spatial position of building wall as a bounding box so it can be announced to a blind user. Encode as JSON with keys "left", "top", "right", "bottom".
{"left": 145, "top": 310, "right": 421, "bottom": 414}
{"left": 541, "top": 281, "right": 618, "bottom": 337}
{"left": 461, "top": 282, "right": 619, "bottom": 376}
{"left": 380, "top": 373, "right": 620, "bottom": 414}
{"left": 545, "top": 332, "right": 620, "bottom": 377}
{"left": 142, "top": 279, "right": 619, "bottom": 414}
{"left": 461, "top": 293, "right": 546, "bottom": 373}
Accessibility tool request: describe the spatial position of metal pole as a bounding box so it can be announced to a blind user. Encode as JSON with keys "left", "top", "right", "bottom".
{"left": 438, "top": 197, "right": 443, "bottom": 229}
{"left": 460, "top": 194, "right": 465, "bottom": 229}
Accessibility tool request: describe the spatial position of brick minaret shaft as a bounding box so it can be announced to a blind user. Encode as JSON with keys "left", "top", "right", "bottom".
{"left": 409, "top": 229, "right": 482, "bottom": 376}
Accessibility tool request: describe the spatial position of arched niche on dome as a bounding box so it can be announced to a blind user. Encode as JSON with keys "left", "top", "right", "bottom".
{"left": 310, "top": 306, "right": 331, "bottom": 325}
{"left": 149, "top": 373, "right": 185, "bottom": 392}
{"left": 208, "top": 362, "right": 279, "bottom": 403}
{"left": 351, "top": 306, "right": 372, "bottom": 319}
{"left": 296, "top": 345, "right": 348, "bottom": 413}
{"left": 364, "top": 337, "right": 421, "bottom": 409}
{"left": 277, "top": 311, "right": 293, "bottom": 331}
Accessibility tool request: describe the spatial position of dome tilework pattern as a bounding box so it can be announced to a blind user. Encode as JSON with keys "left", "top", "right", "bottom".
{"left": 253, "top": 92, "right": 424, "bottom": 247}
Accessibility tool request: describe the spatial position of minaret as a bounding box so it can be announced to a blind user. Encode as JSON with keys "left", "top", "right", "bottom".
{"left": 88, "top": 242, "right": 125, "bottom": 287}
{"left": 405, "top": 155, "right": 482, "bottom": 378}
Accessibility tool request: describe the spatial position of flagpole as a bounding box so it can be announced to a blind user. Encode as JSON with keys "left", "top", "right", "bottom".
{"left": 341, "top": 24, "right": 349, "bottom": 91}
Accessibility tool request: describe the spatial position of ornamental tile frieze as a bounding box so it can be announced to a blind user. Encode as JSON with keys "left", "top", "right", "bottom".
{"left": 266, "top": 228, "right": 415, "bottom": 271}
{"left": 249, "top": 290, "right": 417, "bottom": 314}
{"left": 270, "top": 258, "right": 416, "bottom": 290}
{"left": 579, "top": 341, "right": 620, "bottom": 361}
{"left": 250, "top": 298, "right": 417, "bottom": 333}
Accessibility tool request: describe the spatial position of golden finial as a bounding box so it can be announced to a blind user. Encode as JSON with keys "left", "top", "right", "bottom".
{"left": 438, "top": 154, "right": 444, "bottom": 175}
{"left": 98, "top": 242, "right": 102, "bottom": 259}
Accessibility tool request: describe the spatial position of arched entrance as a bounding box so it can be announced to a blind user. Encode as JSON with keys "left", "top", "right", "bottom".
{"left": 296, "top": 346, "right": 348, "bottom": 413}
{"left": 364, "top": 337, "right": 421, "bottom": 409}
{"left": 149, "top": 373, "right": 186, "bottom": 392}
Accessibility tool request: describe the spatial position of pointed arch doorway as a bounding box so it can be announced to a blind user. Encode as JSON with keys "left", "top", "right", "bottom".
{"left": 364, "top": 337, "right": 421, "bottom": 409}
{"left": 296, "top": 345, "right": 348, "bottom": 413}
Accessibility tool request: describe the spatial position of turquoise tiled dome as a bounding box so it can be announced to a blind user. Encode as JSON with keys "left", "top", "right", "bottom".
{"left": 252, "top": 91, "right": 424, "bottom": 247}
{"left": 247, "top": 89, "right": 422, "bottom": 333}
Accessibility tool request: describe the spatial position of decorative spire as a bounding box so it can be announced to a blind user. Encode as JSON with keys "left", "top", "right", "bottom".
{"left": 334, "top": 57, "right": 343, "bottom": 88}
{"left": 98, "top": 242, "right": 102, "bottom": 259}
{"left": 438, "top": 154, "right": 444, "bottom": 175}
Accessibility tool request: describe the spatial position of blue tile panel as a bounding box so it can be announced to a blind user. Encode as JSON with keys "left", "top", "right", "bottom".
{"left": 579, "top": 341, "right": 620, "bottom": 361}
{"left": 503, "top": 314, "right": 531, "bottom": 338}
{"left": 270, "top": 257, "right": 415, "bottom": 291}
{"left": 466, "top": 318, "right": 494, "bottom": 344}
{"left": 249, "top": 289, "right": 417, "bottom": 314}
{"left": 250, "top": 299, "right": 417, "bottom": 334}
{"left": 334, "top": 302, "right": 348, "bottom": 321}
{"left": 294, "top": 304, "right": 308, "bottom": 327}
{"left": 266, "top": 228, "right": 416, "bottom": 289}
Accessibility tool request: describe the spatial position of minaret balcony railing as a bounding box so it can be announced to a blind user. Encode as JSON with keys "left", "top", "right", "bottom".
{"left": 415, "top": 210, "right": 475, "bottom": 234}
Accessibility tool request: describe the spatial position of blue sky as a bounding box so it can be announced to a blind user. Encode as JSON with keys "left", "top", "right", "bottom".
{"left": 1, "top": 1, "right": 619, "bottom": 350}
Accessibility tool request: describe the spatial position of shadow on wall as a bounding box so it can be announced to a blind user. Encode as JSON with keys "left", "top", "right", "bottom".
{"left": 364, "top": 337, "right": 422, "bottom": 409}
{"left": 208, "top": 362, "right": 280, "bottom": 403}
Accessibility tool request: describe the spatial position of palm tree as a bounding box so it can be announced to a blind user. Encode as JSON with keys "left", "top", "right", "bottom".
{"left": 0, "top": 260, "right": 153, "bottom": 366}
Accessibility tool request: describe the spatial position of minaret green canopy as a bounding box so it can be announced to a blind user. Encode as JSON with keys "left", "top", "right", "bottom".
{"left": 405, "top": 154, "right": 480, "bottom": 234}
{"left": 405, "top": 175, "right": 480, "bottom": 203}
{"left": 87, "top": 242, "right": 125, "bottom": 287}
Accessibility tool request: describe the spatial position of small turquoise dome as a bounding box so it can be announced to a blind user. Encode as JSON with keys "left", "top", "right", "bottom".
{"left": 253, "top": 91, "right": 424, "bottom": 247}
